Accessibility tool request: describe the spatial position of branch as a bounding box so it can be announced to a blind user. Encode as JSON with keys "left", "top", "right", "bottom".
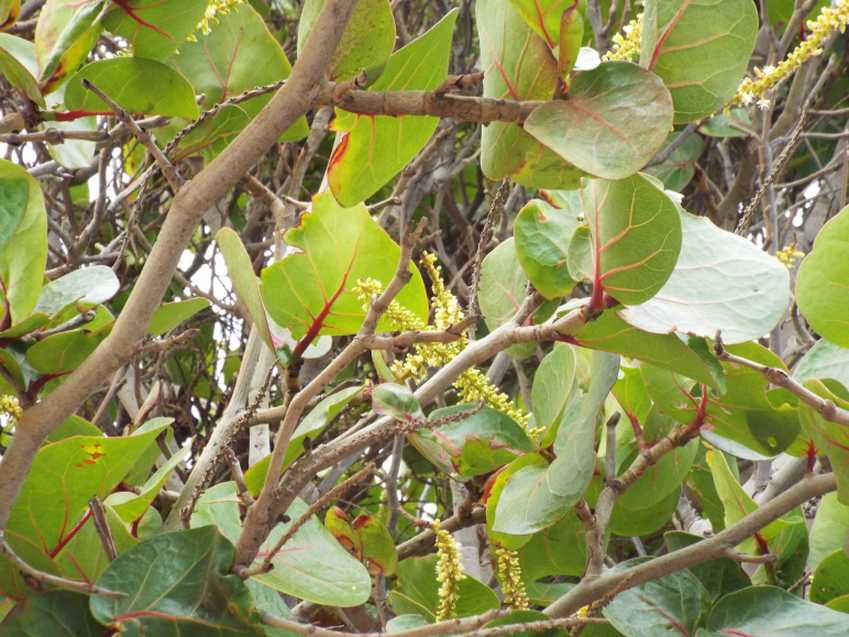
{"left": 545, "top": 472, "right": 837, "bottom": 617}
{"left": 0, "top": 0, "right": 358, "bottom": 535}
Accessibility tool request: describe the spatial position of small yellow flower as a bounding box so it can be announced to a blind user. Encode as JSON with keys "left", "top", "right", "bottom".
{"left": 731, "top": 0, "right": 849, "bottom": 107}
{"left": 494, "top": 545, "right": 529, "bottom": 610}
{"left": 0, "top": 395, "right": 21, "bottom": 424}
{"left": 188, "top": 0, "right": 244, "bottom": 41}
{"left": 777, "top": 244, "right": 805, "bottom": 267}
{"left": 433, "top": 521, "right": 465, "bottom": 620}
{"left": 603, "top": 14, "right": 643, "bottom": 62}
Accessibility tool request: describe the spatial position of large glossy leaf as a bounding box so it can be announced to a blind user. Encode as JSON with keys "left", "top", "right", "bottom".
{"left": 525, "top": 63, "right": 673, "bottom": 179}
{"left": 620, "top": 210, "right": 790, "bottom": 344}
{"left": 796, "top": 206, "right": 849, "bottom": 347}
{"left": 165, "top": 2, "right": 307, "bottom": 158}
{"left": 148, "top": 298, "right": 210, "bottom": 336}
{"left": 477, "top": 0, "right": 583, "bottom": 188}
{"left": 794, "top": 338, "right": 849, "bottom": 393}
{"left": 0, "top": 160, "right": 47, "bottom": 326}
{"left": 409, "top": 405, "right": 535, "bottom": 478}
{"left": 387, "top": 555, "right": 499, "bottom": 621}
{"left": 572, "top": 174, "right": 681, "bottom": 306}
{"left": 192, "top": 482, "right": 372, "bottom": 607}
{"left": 0, "top": 423, "right": 168, "bottom": 600}
{"left": 32, "top": 265, "right": 119, "bottom": 318}
{"left": 602, "top": 566, "right": 711, "bottom": 637}
{"left": 90, "top": 526, "right": 261, "bottom": 635}
{"left": 217, "top": 227, "right": 275, "bottom": 351}
{"left": 0, "top": 591, "right": 101, "bottom": 636}
{"left": 65, "top": 58, "right": 198, "bottom": 119}
{"left": 532, "top": 343, "right": 577, "bottom": 431}
{"left": 514, "top": 198, "right": 580, "bottom": 299}
{"left": 0, "top": 33, "right": 44, "bottom": 106}
{"left": 328, "top": 10, "right": 457, "bottom": 206}
{"left": 34, "top": 0, "right": 102, "bottom": 91}
{"left": 297, "top": 0, "right": 395, "bottom": 81}
{"left": 809, "top": 493, "right": 849, "bottom": 571}
{"left": 260, "top": 192, "right": 428, "bottom": 339}
{"left": 640, "top": 0, "right": 758, "bottom": 123}
{"left": 700, "top": 586, "right": 849, "bottom": 636}
{"left": 102, "top": 0, "right": 208, "bottom": 59}
{"left": 799, "top": 380, "right": 849, "bottom": 503}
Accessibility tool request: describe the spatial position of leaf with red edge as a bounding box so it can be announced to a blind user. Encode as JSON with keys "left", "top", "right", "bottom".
{"left": 476, "top": 0, "right": 584, "bottom": 189}
{"left": 102, "top": 0, "right": 208, "bottom": 60}
{"left": 34, "top": 0, "right": 102, "bottom": 92}
{"left": 800, "top": 380, "right": 849, "bottom": 504}
{"left": 260, "top": 192, "right": 428, "bottom": 340}
{"left": 568, "top": 173, "right": 681, "bottom": 308}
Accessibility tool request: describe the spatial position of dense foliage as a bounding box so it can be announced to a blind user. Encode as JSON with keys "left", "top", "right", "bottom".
{"left": 0, "top": 0, "right": 848, "bottom": 634}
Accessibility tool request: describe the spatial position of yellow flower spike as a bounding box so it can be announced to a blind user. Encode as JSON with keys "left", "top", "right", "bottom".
{"left": 494, "top": 545, "right": 529, "bottom": 610}
{"left": 433, "top": 520, "right": 465, "bottom": 621}
{"left": 0, "top": 395, "right": 22, "bottom": 424}
{"left": 603, "top": 14, "right": 643, "bottom": 62}
{"left": 732, "top": 0, "right": 849, "bottom": 107}
{"left": 776, "top": 244, "right": 806, "bottom": 268}
{"left": 191, "top": 0, "right": 245, "bottom": 40}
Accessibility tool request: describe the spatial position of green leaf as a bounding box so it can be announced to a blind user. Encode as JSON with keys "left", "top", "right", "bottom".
{"left": 217, "top": 227, "right": 275, "bottom": 351}
{"left": 617, "top": 440, "right": 698, "bottom": 510}
{"left": 102, "top": 0, "right": 208, "bottom": 60}
{"left": 796, "top": 205, "right": 849, "bottom": 347}
{"left": 569, "top": 311, "right": 719, "bottom": 387}
{"left": 608, "top": 485, "right": 680, "bottom": 536}
{"left": 192, "top": 482, "right": 372, "bottom": 607}
{"left": 701, "top": 586, "right": 849, "bottom": 636}
{"left": 640, "top": 0, "right": 758, "bottom": 123}
{"left": 485, "top": 453, "right": 548, "bottom": 548}
{"left": 477, "top": 0, "right": 583, "bottom": 189}
{"left": 0, "top": 176, "right": 26, "bottom": 250}
{"left": 574, "top": 174, "right": 682, "bottom": 306}
{"left": 373, "top": 382, "right": 424, "bottom": 420}
{"left": 25, "top": 305, "right": 114, "bottom": 374}
{"left": 164, "top": 2, "right": 307, "bottom": 159}
{"left": 602, "top": 566, "right": 711, "bottom": 637}
{"left": 663, "top": 531, "right": 749, "bottom": 600}
{"left": 34, "top": 0, "right": 102, "bottom": 91}
{"left": 297, "top": 0, "right": 395, "bottom": 82}
{"left": 0, "top": 33, "right": 44, "bottom": 106}
{"left": 799, "top": 380, "right": 849, "bottom": 503}
{"left": 644, "top": 132, "right": 705, "bottom": 192}
{"left": 514, "top": 198, "right": 580, "bottom": 299}
{"left": 0, "top": 423, "right": 168, "bottom": 600}
{"left": 148, "top": 298, "right": 209, "bottom": 336}
{"left": 65, "top": 58, "right": 199, "bottom": 119}
{"left": 532, "top": 343, "right": 577, "bottom": 431}
{"left": 525, "top": 62, "right": 673, "bottom": 179}
{"left": 328, "top": 10, "right": 457, "bottom": 206}
{"left": 794, "top": 339, "right": 849, "bottom": 394}
{"left": 809, "top": 493, "right": 849, "bottom": 571}
{"left": 621, "top": 209, "right": 790, "bottom": 344}
{"left": 260, "top": 192, "right": 428, "bottom": 339}
{"left": 244, "top": 385, "right": 364, "bottom": 496}
{"left": 479, "top": 238, "right": 529, "bottom": 331}
{"left": 812, "top": 549, "right": 849, "bottom": 605}
{"left": 0, "top": 591, "right": 101, "bottom": 636}
{"left": 107, "top": 446, "right": 190, "bottom": 523}
{"left": 327, "top": 509, "right": 398, "bottom": 576}
{"left": 33, "top": 264, "right": 119, "bottom": 317}
{"left": 698, "top": 108, "right": 752, "bottom": 138}
{"left": 90, "top": 527, "right": 261, "bottom": 635}
{"left": 518, "top": 511, "right": 587, "bottom": 579}
{"left": 411, "top": 405, "right": 536, "bottom": 478}
{"left": 0, "top": 160, "right": 47, "bottom": 326}
{"left": 494, "top": 352, "right": 618, "bottom": 535}
{"left": 388, "top": 555, "right": 499, "bottom": 621}
{"left": 387, "top": 615, "right": 429, "bottom": 633}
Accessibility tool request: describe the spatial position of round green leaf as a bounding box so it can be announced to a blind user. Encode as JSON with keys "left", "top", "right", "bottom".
{"left": 640, "top": 0, "right": 758, "bottom": 123}
{"left": 576, "top": 174, "right": 682, "bottom": 306}
{"left": 102, "top": 0, "right": 208, "bottom": 60}
{"left": 65, "top": 58, "right": 198, "bottom": 119}
{"left": 812, "top": 549, "right": 849, "bottom": 605}
{"left": 0, "top": 33, "right": 44, "bottom": 106}
{"left": 525, "top": 62, "right": 673, "bottom": 180}
{"left": 33, "top": 265, "right": 120, "bottom": 317}
{"left": 796, "top": 206, "right": 849, "bottom": 347}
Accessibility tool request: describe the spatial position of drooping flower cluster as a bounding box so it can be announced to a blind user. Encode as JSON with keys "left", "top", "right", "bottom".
{"left": 0, "top": 395, "right": 21, "bottom": 424}
{"left": 734, "top": 0, "right": 849, "bottom": 108}
{"left": 433, "top": 520, "right": 465, "bottom": 621}
{"left": 354, "top": 253, "right": 530, "bottom": 426}
{"left": 190, "top": 0, "right": 245, "bottom": 40}
{"left": 494, "top": 545, "right": 529, "bottom": 609}
{"left": 603, "top": 14, "right": 643, "bottom": 62}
